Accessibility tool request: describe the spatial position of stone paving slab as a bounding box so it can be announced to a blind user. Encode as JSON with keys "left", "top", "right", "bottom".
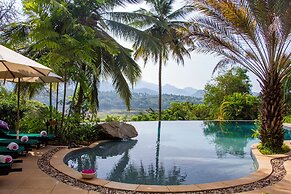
{"left": 0, "top": 147, "right": 92, "bottom": 194}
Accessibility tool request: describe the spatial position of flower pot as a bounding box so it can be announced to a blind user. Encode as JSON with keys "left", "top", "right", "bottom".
{"left": 81, "top": 172, "right": 96, "bottom": 179}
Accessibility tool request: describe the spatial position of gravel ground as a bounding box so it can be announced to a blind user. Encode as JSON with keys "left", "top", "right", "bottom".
{"left": 38, "top": 147, "right": 290, "bottom": 194}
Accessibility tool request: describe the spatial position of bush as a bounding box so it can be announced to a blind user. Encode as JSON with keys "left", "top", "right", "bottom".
{"left": 60, "top": 116, "right": 99, "bottom": 145}
{"left": 284, "top": 115, "right": 291, "bottom": 123}
{"left": 0, "top": 87, "right": 25, "bottom": 129}
{"left": 257, "top": 143, "right": 291, "bottom": 155}
{"left": 20, "top": 100, "right": 51, "bottom": 133}
{"left": 219, "top": 93, "right": 259, "bottom": 120}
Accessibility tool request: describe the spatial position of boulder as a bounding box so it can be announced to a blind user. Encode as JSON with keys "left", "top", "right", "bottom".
{"left": 95, "top": 122, "right": 138, "bottom": 140}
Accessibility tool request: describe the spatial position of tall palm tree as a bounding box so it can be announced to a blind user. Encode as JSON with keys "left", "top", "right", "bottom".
{"left": 108, "top": 0, "right": 194, "bottom": 120}
{"left": 187, "top": 0, "right": 291, "bottom": 151}
{"left": 3, "top": 0, "right": 151, "bottom": 118}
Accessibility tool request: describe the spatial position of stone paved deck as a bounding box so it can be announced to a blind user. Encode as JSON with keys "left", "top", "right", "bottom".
{"left": 0, "top": 147, "right": 99, "bottom": 194}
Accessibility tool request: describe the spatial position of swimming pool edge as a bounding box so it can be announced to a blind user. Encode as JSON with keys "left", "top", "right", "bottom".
{"left": 48, "top": 140, "right": 291, "bottom": 193}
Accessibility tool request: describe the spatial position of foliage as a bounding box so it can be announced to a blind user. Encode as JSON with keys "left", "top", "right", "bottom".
{"left": 60, "top": 115, "right": 99, "bottom": 145}
{"left": 188, "top": 0, "right": 291, "bottom": 151}
{"left": 131, "top": 102, "right": 211, "bottom": 121}
{"left": 219, "top": 93, "right": 260, "bottom": 120}
{"left": 104, "top": 115, "right": 122, "bottom": 122}
{"left": 0, "top": 86, "right": 56, "bottom": 133}
{"left": 284, "top": 115, "right": 291, "bottom": 123}
{"left": 19, "top": 100, "right": 50, "bottom": 133}
{"left": 0, "top": 86, "right": 23, "bottom": 129}
{"left": 284, "top": 78, "right": 291, "bottom": 114}
{"left": 257, "top": 143, "right": 290, "bottom": 155}
{"left": 204, "top": 67, "right": 251, "bottom": 118}
{"left": 2, "top": 0, "right": 144, "bottom": 120}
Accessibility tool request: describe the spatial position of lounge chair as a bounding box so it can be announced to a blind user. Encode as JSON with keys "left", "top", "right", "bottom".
{"left": 0, "top": 146, "right": 26, "bottom": 158}
{"left": 0, "top": 162, "right": 22, "bottom": 176}
{"left": 0, "top": 138, "right": 40, "bottom": 151}
{"left": 0, "top": 128, "right": 55, "bottom": 146}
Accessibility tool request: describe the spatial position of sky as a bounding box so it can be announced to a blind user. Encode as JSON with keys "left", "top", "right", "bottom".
{"left": 13, "top": 0, "right": 261, "bottom": 92}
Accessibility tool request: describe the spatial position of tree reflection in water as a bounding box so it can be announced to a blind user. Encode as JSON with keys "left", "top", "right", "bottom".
{"left": 67, "top": 122, "right": 187, "bottom": 185}
{"left": 203, "top": 121, "right": 256, "bottom": 158}
{"left": 107, "top": 121, "right": 186, "bottom": 185}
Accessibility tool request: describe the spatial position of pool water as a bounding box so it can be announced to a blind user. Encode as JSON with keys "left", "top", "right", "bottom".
{"left": 65, "top": 121, "right": 291, "bottom": 185}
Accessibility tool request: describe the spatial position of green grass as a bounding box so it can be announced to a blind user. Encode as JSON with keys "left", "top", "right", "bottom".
{"left": 258, "top": 143, "right": 291, "bottom": 155}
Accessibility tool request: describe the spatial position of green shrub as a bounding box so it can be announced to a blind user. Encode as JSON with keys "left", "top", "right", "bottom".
{"left": 284, "top": 115, "right": 291, "bottom": 123}
{"left": 257, "top": 143, "right": 290, "bottom": 155}
{"left": 20, "top": 100, "right": 51, "bottom": 133}
{"left": 219, "top": 93, "right": 259, "bottom": 120}
{"left": 60, "top": 116, "right": 99, "bottom": 145}
{"left": 0, "top": 88, "right": 25, "bottom": 129}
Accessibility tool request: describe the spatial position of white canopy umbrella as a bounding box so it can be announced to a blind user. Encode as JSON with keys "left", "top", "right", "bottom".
{"left": 0, "top": 45, "right": 51, "bottom": 79}
{"left": 7, "top": 72, "right": 63, "bottom": 83}
{"left": 0, "top": 45, "right": 52, "bottom": 139}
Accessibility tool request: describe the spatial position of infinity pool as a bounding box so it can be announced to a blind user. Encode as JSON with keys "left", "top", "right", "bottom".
{"left": 65, "top": 121, "right": 291, "bottom": 185}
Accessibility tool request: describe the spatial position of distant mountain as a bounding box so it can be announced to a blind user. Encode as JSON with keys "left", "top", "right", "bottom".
{"left": 99, "top": 80, "right": 203, "bottom": 98}
{"left": 133, "top": 88, "right": 158, "bottom": 95}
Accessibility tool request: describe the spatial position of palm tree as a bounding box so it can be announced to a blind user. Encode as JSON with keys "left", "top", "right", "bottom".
{"left": 108, "top": 0, "right": 194, "bottom": 120}
{"left": 2, "top": 0, "right": 147, "bottom": 118}
{"left": 187, "top": 0, "right": 291, "bottom": 151}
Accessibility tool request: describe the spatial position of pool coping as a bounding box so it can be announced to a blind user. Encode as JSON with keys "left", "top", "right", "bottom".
{"left": 49, "top": 140, "right": 291, "bottom": 193}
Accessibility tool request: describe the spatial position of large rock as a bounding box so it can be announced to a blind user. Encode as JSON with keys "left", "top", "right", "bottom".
{"left": 95, "top": 122, "right": 138, "bottom": 140}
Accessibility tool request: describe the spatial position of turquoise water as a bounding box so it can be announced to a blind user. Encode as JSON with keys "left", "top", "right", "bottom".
{"left": 65, "top": 121, "right": 291, "bottom": 185}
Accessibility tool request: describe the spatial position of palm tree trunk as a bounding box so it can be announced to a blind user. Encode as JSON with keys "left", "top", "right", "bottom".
{"left": 158, "top": 53, "right": 162, "bottom": 121}
{"left": 260, "top": 71, "right": 285, "bottom": 151}
{"left": 68, "top": 82, "right": 78, "bottom": 116}
{"left": 61, "top": 69, "right": 67, "bottom": 130}
{"left": 76, "top": 84, "right": 84, "bottom": 115}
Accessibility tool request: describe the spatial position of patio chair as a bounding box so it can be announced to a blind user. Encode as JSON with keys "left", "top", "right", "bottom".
{"left": 0, "top": 162, "right": 22, "bottom": 176}
{"left": 0, "top": 127, "right": 55, "bottom": 146}
{"left": 0, "top": 146, "right": 26, "bottom": 158}
{"left": 0, "top": 138, "right": 40, "bottom": 151}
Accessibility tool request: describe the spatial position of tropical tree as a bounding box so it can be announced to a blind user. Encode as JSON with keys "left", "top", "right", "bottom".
{"left": 0, "top": 0, "right": 18, "bottom": 31}
{"left": 2, "top": 0, "right": 148, "bottom": 121}
{"left": 220, "top": 93, "right": 260, "bottom": 120}
{"left": 108, "top": 0, "right": 194, "bottom": 120}
{"left": 188, "top": 0, "right": 291, "bottom": 152}
{"left": 204, "top": 67, "right": 252, "bottom": 118}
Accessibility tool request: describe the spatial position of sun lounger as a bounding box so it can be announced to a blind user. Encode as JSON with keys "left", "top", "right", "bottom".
{"left": 0, "top": 146, "right": 26, "bottom": 158}
{"left": 0, "top": 162, "right": 22, "bottom": 175}
{"left": 0, "top": 129, "right": 55, "bottom": 146}
{"left": 0, "top": 138, "right": 40, "bottom": 151}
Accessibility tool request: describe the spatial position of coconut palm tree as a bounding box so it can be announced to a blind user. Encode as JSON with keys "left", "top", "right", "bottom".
{"left": 187, "top": 0, "right": 291, "bottom": 151}
{"left": 108, "top": 0, "right": 194, "bottom": 120}
{"left": 3, "top": 0, "right": 155, "bottom": 118}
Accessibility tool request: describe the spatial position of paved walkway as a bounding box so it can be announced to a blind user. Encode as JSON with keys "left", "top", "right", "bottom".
{"left": 0, "top": 146, "right": 290, "bottom": 194}
{"left": 242, "top": 156, "right": 291, "bottom": 194}
{"left": 0, "top": 147, "right": 99, "bottom": 194}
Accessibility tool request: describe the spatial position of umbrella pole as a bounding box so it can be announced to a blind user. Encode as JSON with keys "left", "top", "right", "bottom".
{"left": 16, "top": 79, "right": 20, "bottom": 139}
{"left": 56, "top": 82, "right": 59, "bottom": 112}
{"left": 49, "top": 83, "right": 52, "bottom": 119}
